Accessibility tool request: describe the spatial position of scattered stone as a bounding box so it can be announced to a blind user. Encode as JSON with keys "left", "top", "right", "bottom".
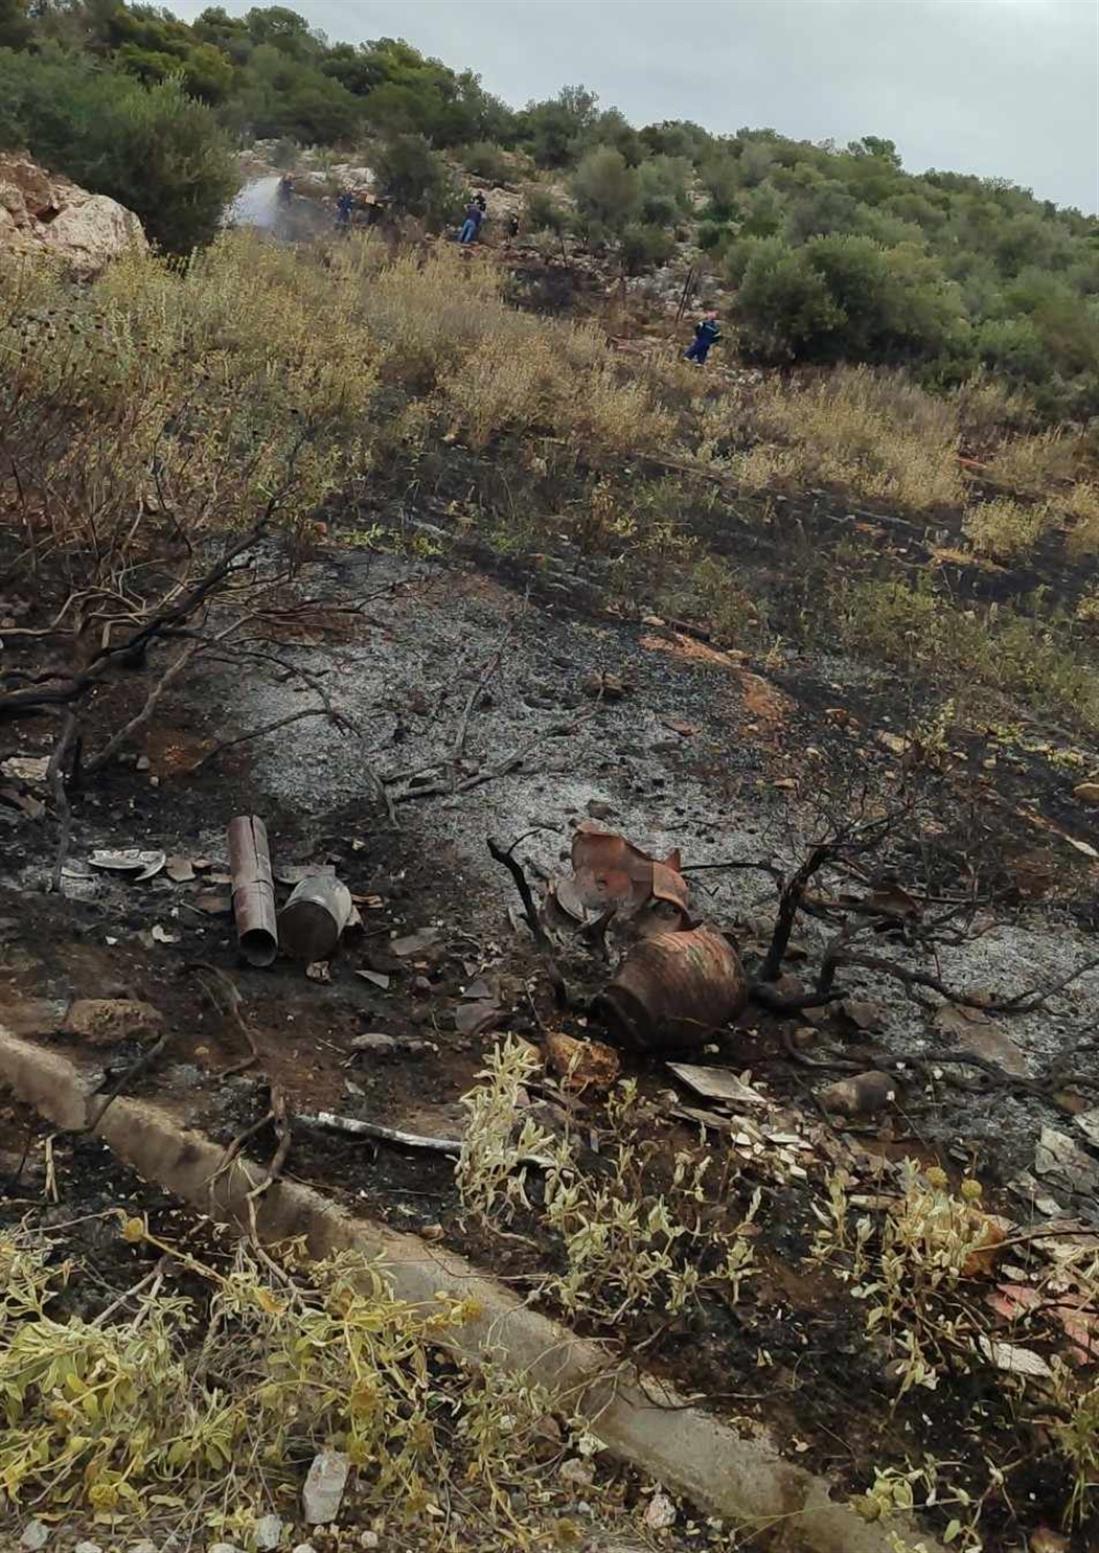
{"left": 355, "top": 969, "right": 391, "bottom": 991}
{"left": 350, "top": 1031, "right": 398, "bottom": 1055}
{"left": 254, "top": 1515, "right": 284, "bottom": 1550}
{"left": 1075, "top": 1108, "right": 1099, "bottom": 1148}
{"left": 643, "top": 1490, "right": 677, "bottom": 1529}
{"left": 291, "top": 1546, "right": 318, "bottom": 1553}
{"left": 302, "top": 1448, "right": 349, "bottom": 1524}
{"left": 1, "top": 755, "right": 50, "bottom": 784}
{"left": 586, "top": 798, "right": 615, "bottom": 819}
{"left": 61, "top": 997, "right": 164, "bottom": 1047}
{"left": 876, "top": 730, "right": 909, "bottom": 757}
{"left": 558, "top": 1456, "right": 594, "bottom": 1487}
{"left": 1034, "top": 1127, "right": 1099, "bottom": 1196}
{"left": 1029, "top": 1527, "right": 1069, "bottom": 1553}
{"left": 208, "top": 1544, "right": 242, "bottom": 1553}
{"left": 75, "top": 1543, "right": 104, "bottom": 1553}
{"left": 455, "top": 998, "right": 502, "bottom": 1037}
{"left": 135, "top": 754, "right": 152, "bottom": 772}
{"left": 581, "top": 669, "right": 629, "bottom": 700}
{"left": 818, "top": 1070, "right": 897, "bottom": 1117}
{"left": 1072, "top": 781, "right": 1099, "bottom": 805}
{"left": 837, "top": 998, "right": 885, "bottom": 1033}
{"left": 20, "top": 1524, "right": 49, "bottom": 1552}
{"left": 390, "top": 927, "right": 440, "bottom": 958}
{"left": 358, "top": 1535, "right": 379, "bottom": 1550}
{"left": 127, "top": 1543, "right": 158, "bottom": 1553}
{"left": 166, "top": 854, "right": 195, "bottom": 883}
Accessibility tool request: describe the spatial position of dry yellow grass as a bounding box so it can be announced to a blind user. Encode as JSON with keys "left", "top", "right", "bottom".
{"left": 1062, "top": 482, "right": 1099, "bottom": 557}
{"left": 705, "top": 367, "right": 963, "bottom": 512}
{"left": 986, "top": 428, "right": 1079, "bottom": 494}
{"left": 963, "top": 496, "right": 1055, "bottom": 561}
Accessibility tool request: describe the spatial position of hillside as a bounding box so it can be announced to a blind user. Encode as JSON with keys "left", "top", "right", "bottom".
{"left": 1, "top": 0, "right": 1098, "bottom": 417}
{"left": 0, "top": 10, "right": 1098, "bottom": 1553}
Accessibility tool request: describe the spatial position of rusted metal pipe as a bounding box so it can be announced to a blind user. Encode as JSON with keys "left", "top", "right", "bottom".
{"left": 227, "top": 815, "right": 278, "bottom": 968}
{"left": 278, "top": 874, "right": 353, "bottom": 963}
{"left": 596, "top": 925, "right": 747, "bottom": 1053}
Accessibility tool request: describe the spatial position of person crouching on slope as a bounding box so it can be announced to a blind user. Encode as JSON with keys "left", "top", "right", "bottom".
{"left": 685, "top": 310, "right": 721, "bottom": 364}
{"left": 459, "top": 198, "right": 484, "bottom": 245}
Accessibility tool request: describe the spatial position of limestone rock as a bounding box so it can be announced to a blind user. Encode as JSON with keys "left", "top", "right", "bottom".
{"left": 19, "top": 1523, "right": 49, "bottom": 1552}
{"left": 302, "top": 1448, "right": 349, "bottom": 1525}
{"left": 254, "top": 1516, "right": 284, "bottom": 1551}
{"left": 0, "top": 150, "right": 146, "bottom": 277}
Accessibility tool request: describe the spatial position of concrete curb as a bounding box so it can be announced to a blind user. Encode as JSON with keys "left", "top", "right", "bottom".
{"left": 0, "top": 1026, "right": 943, "bottom": 1553}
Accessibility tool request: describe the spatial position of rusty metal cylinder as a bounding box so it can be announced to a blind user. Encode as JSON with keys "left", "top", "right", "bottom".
{"left": 227, "top": 815, "right": 278, "bottom": 968}
{"left": 278, "top": 874, "right": 353, "bottom": 963}
{"left": 596, "top": 925, "right": 747, "bottom": 1053}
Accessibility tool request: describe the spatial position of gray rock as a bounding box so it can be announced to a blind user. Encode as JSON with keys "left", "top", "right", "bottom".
{"left": 74, "top": 1544, "right": 103, "bottom": 1553}
{"left": 291, "top": 1546, "right": 317, "bottom": 1553}
{"left": 254, "top": 1516, "right": 284, "bottom": 1551}
{"left": 302, "top": 1447, "right": 349, "bottom": 1524}
{"left": 207, "top": 1544, "right": 242, "bottom": 1553}
{"left": 127, "top": 1543, "right": 158, "bottom": 1553}
{"left": 20, "top": 1523, "right": 49, "bottom": 1552}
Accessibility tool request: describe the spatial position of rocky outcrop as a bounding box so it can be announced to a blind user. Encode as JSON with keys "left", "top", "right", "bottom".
{"left": 0, "top": 151, "right": 147, "bottom": 277}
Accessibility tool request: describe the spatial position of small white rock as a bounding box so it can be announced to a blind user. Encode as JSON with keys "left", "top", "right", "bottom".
{"left": 20, "top": 1524, "right": 49, "bottom": 1552}
{"left": 74, "top": 1544, "right": 103, "bottom": 1553}
{"left": 643, "top": 1490, "right": 677, "bottom": 1530}
{"left": 127, "top": 1543, "right": 158, "bottom": 1553}
{"left": 302, "top": 1448, "right": 349, "bottom": 1524}
{"left": 359, "top": 1536, "right": 379, "bottom": 1551}
{"left": 254, "top": 1516, "right": 284, "bottom": 1551}
{"left": 291, "top": 1545, "right": 317, "bottom": 1553}
{"left": 207, "top": 1544, "right": 242, "bottom": 1553}
{"left": 558, "top": 1457, "right": 594, "bottom": 1487}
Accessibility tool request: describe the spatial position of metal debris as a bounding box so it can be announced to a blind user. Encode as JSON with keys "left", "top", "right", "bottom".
{"left": 666, "top": 1063, "right": 768, "bottom": 1108}
{"left": 279, "top": 874, "right": 354, "bottom": 963}
{"left": 596, "top": 924, "right": 747, "bottom": 1053}
{"left": 227, "top": 815, "right": 278, "bottom": 968}
{"left": 565, "top": 822, "right": 690, "bottom": 925}
{"left": 88, "top": 848, "right": 165, "bottom": 881}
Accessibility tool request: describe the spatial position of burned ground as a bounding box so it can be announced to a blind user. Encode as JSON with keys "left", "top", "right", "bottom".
{"left": 2, "top": 511, "right": 1098, "bottom": 1549}
{"left": 1, "top": 221, "right": 1098, "bottom": 1550}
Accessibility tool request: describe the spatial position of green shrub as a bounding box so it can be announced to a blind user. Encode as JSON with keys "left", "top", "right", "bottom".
{"left": 0, "top": 49, "right": 238, "bottom": 253}
{"left": 372, "top": 133, "right": 457, "bottom": 226}
{"left": 620, "top": 221, "right": 675, "bottom": 274}
{"left": 461, "top": 139, "right": 510, "bottom": 183}
{"left": 571, "top": 145, "right": 638, "bottom": 237}
{"left": 734, "top": 241, "right": 840, "bottom": 359}
{"left": 524, "top": 187, "right": 568, "bottom": 234}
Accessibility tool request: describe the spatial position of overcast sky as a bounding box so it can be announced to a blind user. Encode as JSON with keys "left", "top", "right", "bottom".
{"left": 177, "top": 0, "right": 1099, "bottom": 212}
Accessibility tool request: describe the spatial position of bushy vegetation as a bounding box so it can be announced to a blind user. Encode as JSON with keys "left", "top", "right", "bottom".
{"left": 5, "top": 226, "right": 1098, "bottom": 746}
{"left": 0, "top": 1, "right": 1095, "bottom": 409}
